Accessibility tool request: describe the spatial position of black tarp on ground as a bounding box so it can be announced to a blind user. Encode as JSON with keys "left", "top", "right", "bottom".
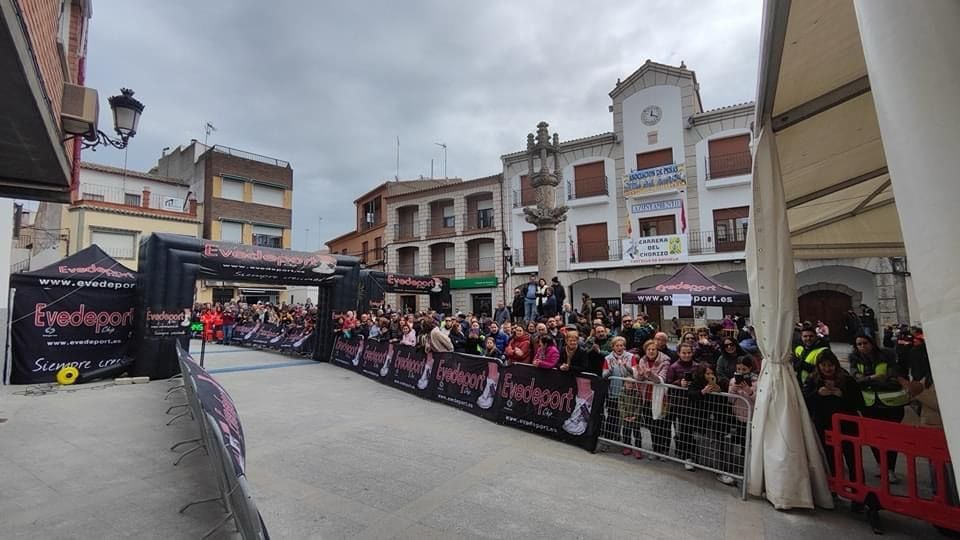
{"left": 7, "top": 245, "right": 137, "bottom": 384}
{"left": 621, "top": 264, "right": 750, "bottom": 306}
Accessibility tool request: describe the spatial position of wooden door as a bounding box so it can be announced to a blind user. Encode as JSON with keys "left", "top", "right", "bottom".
{"left": 798, "top": 290, "right": 852, "bottom": 341}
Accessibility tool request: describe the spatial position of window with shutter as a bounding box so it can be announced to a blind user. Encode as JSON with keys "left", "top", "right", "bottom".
{"left": 522, "top": 230, "right": 538, "bottom": 266}
{"left": 573, "top": 161, "right": 606, "bottom": 198}
{"left": 637, "top": 215, "right": 677, "bottom": 237}
{"left": 636, "top": 148, "right": 674, "bottom": 170}
{"left": 90, "top": 230, "right": 136, "bottom": 259}
{"left": 221, "top": 178, "right": 245, "bottom": 201}
{"left": 220, "top": 221, "right": 243, "bottom": 243}
{"left": 577, "top": 223, "right": 608, "bottom": 262}
{"left": 707, "top": 134, "right": 751, "bottom": 179}
{"left": 713, "top": 206, "right": 749, "bottom": 251}
{"left": 520, "top": 175, "right": 537, "bottom": 206}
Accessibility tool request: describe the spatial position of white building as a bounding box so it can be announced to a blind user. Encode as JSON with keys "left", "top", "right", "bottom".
{"left": 503, "top": 60, "right": 913, "bottom": 338}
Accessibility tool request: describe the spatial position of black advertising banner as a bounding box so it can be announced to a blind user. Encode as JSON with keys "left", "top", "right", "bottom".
{"left": 178, "top": 351, "right": 247, "bottom": 477}
{"left": 194, "top": 368, "right": 247, "bottom": 476}
{"left": 250, "top": 323, "right": 281, "bottom": 346}
{"left": 10, "top": 285, "right": 136, "bottom": 384}
{"left": 201, "top": 241, "right": 340, "bottom": 285}
{"left": 382, "top": 273, "right": 446, "bottom": 295}
{"left": 497, "top": 364, "right": 606, "bottom": 450}
{"left": 386, "top": 345, "right": 438, "bottom": 398}
{"left": 357, "top": 338, "right": 393, "bottom": 382}
{"left": 144, "top": 308, "right": 191, "bottom": 337}
{"left": 432, "top": 352, "right": 502, "bottom": 420}
{"left": 330, "top": 334, "right": 363, "bottom": 370}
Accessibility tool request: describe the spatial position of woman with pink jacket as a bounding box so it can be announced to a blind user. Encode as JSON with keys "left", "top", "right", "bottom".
{"left": 532, "top": 335, "right": 560, "bottom": 369}
{"left": 631, "top": 340, "right": 672, "bottom": 456}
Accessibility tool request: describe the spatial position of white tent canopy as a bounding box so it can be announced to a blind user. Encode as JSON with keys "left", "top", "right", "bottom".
{"left": 748, "top": 0, "right": 960, "bottom": 508}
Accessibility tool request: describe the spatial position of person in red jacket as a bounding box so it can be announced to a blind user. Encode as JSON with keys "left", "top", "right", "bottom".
{"left": 200, "top": 306, "right": 222, "bottom": 342}
{"left": 504, "top": 325, "right": 532, "bottom": 364}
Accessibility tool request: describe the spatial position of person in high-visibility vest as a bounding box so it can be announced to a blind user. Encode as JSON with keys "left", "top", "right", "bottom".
{"left": 793, "top": 325, "right": 829, "bottom": 385}
{"left": 850, "top": 333, "right": 910, "bottom": 485}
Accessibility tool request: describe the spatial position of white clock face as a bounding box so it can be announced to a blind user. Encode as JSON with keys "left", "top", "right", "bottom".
{"left": 641, "top": 105, "right": 662, "bottom": 126}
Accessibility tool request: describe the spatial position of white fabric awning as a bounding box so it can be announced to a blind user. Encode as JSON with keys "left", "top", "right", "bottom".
{"left": 757, "top": 0, "right": 904, "bottom": 260}
{"left": 750, "top": 0, "right": 960, "bottom": 510}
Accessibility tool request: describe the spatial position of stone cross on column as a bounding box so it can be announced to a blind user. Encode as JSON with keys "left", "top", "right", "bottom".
{"left": 522, "top": 121, "right": 568, "bottom": 282}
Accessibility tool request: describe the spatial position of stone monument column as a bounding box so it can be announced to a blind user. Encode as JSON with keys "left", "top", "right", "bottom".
{"left": 523, "top": 122, "right": 568, "bottom": 281}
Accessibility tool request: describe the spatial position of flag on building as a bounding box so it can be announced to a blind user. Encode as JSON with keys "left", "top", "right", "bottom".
{"left": 680, "top": 199, "right": 687, "bottom": 233}
{"left": 625, "top": 214, "right": 633, "bottom": 236}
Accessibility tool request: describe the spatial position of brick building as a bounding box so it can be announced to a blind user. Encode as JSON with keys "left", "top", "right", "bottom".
{"left": 382, "top": 175, "right": 506, "bottom": 316}
{"left": 326, "top": 178, "right": 458, "bottom": 270}
{"left": 154, "top": 141, "right": 294, "bottom": 305}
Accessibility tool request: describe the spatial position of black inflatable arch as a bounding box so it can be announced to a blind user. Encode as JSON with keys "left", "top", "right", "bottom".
{"left": 134, "top": 233, "right": 360, "bottom": 379}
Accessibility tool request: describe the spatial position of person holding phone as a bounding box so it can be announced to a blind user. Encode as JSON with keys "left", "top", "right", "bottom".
{"left": 464, "top": 321, "right": 485, "bottom": 355}
{"left": 803, "top": 350, "right": 864, "bottom": 492}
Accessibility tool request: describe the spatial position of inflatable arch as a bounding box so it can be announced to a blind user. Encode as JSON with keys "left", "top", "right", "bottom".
{"left": 133, "top": 233, "right": 361, "bottom": 379}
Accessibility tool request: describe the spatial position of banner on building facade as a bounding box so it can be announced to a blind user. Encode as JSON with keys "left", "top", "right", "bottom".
{"left": 622, "top": 234, "right": 687, "bottom": 265}
{"left": 623, "top": 163, "right": 686, "bottom": 197}
{"left": 431, "top": 352, "right": 502, "bottom": 420}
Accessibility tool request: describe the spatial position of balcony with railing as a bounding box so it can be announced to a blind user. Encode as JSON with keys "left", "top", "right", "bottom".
{"left": 397, "top": 261, "right": 418, "bottom": 274}
{"left": 572, "top": 239, "right": 623, "bottom": 263}
{"left": 75, "top": 183, "right": 196, "bottom": 215}
{"left": 686, "top": 228, "right": 747, "bottom": 254}
{"left": 428, "top": 215, "right": 456, "bottom": 237}
{"left": 465, "top": 208, "right": 495, "bottom": 232}
{"left": 512, "top": 188, "right": 538, "bottom": 208}
{"left": 706, "top": 151, "right": 752, "bottom": 180}
{"left": 567, "top": 175, "right": 609, "bottom": 200}
{"left": 466, "top": 256, "right": 497, "bottom": 275}
{"left": 394, "top": 222, "right": 420, "bottom": 241}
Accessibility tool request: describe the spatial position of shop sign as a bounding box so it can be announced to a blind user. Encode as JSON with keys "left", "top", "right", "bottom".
{"left": 449, "top": 276, "right": 498, "bottom": 289}
{"left": 630, "top": 198, "right": 682, "bottom": 214}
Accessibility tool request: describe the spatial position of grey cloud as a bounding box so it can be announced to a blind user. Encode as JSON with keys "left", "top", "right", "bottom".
{"left": 83, "top": 0, "right": 760, "bottom": 250}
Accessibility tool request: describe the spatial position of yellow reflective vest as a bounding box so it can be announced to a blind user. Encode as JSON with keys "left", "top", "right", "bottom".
{"left": 795, "top": 345, "right": 827, "bottom": 383}
{"left": 853, "top": 360, "right": 911, "bottom": 407}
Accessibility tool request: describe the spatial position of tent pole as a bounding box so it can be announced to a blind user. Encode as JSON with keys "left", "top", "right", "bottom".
{"left": 2, "top": 288, "right": 12, "bottom": 385}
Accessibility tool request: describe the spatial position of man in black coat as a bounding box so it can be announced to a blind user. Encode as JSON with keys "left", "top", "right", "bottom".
{"left": 551, "top": 277, "right": 566, "bottom": 308}
{"left": 511, "top": 287, "right": 525, "bottom": 323}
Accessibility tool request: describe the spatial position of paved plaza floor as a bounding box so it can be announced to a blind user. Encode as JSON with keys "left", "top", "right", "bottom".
{"left": 0, "top": 343, "right": 935, "bottom": 539}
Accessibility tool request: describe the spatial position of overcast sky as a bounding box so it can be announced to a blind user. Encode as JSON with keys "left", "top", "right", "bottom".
{"left": 84, "top": 0, "right": 762, "bottom": 250}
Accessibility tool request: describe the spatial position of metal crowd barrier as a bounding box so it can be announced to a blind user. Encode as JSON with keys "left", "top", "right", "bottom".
{"left": 598, "top": 377, "right": 753, "bottom": 500}
{"left": 164, "top": 346, "right": 269, "bottom": 539}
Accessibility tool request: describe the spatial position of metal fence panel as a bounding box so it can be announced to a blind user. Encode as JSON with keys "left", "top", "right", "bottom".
{"left": 598, "top": 378, "right": 753, "bottom": 500}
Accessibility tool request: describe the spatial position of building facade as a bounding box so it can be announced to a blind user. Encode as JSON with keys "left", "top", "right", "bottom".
{"left": 503, "top": 62, "right": 753, "bottom": 328}
{"left": 382, "top": 175, "right": 506, "bottom": 316}
{"left": 154, "top": 142, "right": 294, "bottom": 305}
{"left": 59, "top": 162, "right": 200, "bottom": 269}
{"left": 503, "top": 60, "right": 913, "bottom": 337}
{"left": 326, "top": 178, "right": 459, "bottom": 269}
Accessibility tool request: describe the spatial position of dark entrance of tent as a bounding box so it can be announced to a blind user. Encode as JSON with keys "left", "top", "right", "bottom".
{"left": 134, "top": 234, "right": 361, "bottom": 380}
{"left": 799, "top": 290, "right": 852, "bottom": 342}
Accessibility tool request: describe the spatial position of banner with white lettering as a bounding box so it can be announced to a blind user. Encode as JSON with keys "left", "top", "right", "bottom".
{"left": 8, "top": 245, "right": 137, "bottom": 384}
{"left": 431, "top": 352, "right": 502, "bottom": 420}
{"left": 330, "top": 333, "right": 364, "bottom": 370}
{"left": 357, "top": 338, "right": 393, "bottom": 381}
{"left": 386, "top": 344, "right": 439, "bottom": 398}
{"left": 200, "top": 241, "right": 340, "bottom": 285}
{"left": 497, "top": 363, "right": 606, "bottom": 451}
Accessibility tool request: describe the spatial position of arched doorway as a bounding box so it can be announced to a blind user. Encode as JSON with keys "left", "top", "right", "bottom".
{"left": 570, "top": 278, "right": 621, "bottom": 320}
{"left": 798, "top": 290, "right": 853, "bottom": 342}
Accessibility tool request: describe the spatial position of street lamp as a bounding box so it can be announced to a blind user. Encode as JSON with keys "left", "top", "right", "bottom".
{"left": 77, "top": 88, "right": 145, "bottom": 151}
